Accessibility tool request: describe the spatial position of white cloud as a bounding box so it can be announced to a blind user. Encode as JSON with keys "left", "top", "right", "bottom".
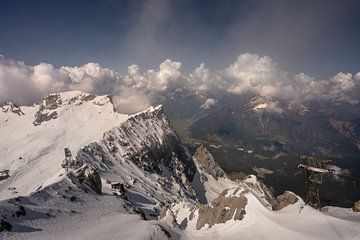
{"left": 112, "top": 89, "right": 151, "bottom": 114}
{"left": 201, "top": 98, "right": 217, "bottom": 109}
{"left": 224, "top": 53, "right": 288, "bottom": 98}
{"left": 189, "top": 63, "right": 211, "bottom": 91}
{"left": 1, "top": 53, "right": 360, "bottom": 114}
{"left": 215, "top": 53, "right": 360, "bottom": 105}
{"left": 331, "top": 72, "right": 354, "bottom": 92}
{"left": 121, "top": 59, "right": 183, "bottom": 92}
{"left": 0, "top": 56, "right": 48, "bottom": 104}
{"left": 355, "top": 72, "right": 360, "bottom": 81}
{"left": 60, "top": 62, "right": 120, "bottom": 94}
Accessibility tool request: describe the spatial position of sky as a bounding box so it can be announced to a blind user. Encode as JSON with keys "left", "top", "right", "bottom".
{"left": 1, "top": 0, "right": 360, "bottom": 77}
{"left": 1, "top": 0, "right": 360, "bottom": 113}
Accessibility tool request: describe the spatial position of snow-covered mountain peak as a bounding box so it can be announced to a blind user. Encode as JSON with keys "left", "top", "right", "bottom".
{"left": 37, "top": 91, "right": 112, "bottom": 110}
{"left": 245, "top": 96, "right": 283, "bottom": 114}
{"left": 33, "top": 91, "right": 115, "bottom": 126}
{"left": 0, "top": 91, "right": 129, "bottom": 200}
{"left": 131, "top": 104, "right": 164, "bottom": 120}
{"left": 1, "top": 92, "right": 360, "bottom": 239}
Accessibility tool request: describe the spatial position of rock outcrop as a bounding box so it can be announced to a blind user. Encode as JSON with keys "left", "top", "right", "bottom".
{"left": 272, "top": 191, "right": 298, "bottom": 211}
{"left": 0, "top": 170, "right": 10, "bottom": 181}
{"left": 196, "top": 188, "right": 247, "bottom": 230}
{"left": 33, "top": 94, "right": 61, "bottom": 126}
{"left": 353, "top": 200, "right": 360, "bottom": 212}
{"left": 193, "top": 145, "right": 225, "bottom": 180}
{"left": 1, "top": 102, "right": 24, "bottom": 116}
{"left": 75, "top": 105, "right": 197, "bottom": 200}
{"left": 73, "top": 164, "right": 102, "bottom": 194}
{"left": 0, "top": 219, "right": 12, "bottom": 232}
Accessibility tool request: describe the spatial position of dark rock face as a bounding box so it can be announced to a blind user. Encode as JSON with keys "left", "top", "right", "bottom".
{"left": 33, "top": 94, "right": 61, "bottom": 126}
{"left": 1, "top": 102, "right": 24, "bottom": 116}
{"left": 81, "top": 94, "right": 96, "bottom": 102}
{"left": 75, "top": 105, "right": 197, "bottom": 199}
{"left": 193, "top": 145, "right": 225, "bottom": 180}
{"left": 73, "top": 165, "right": 102, "bottom": 194}
{"left": 196, "top": 189, "right": 248, "bottom": 230}
{"left": 353, "top": 200, "right": 360, "bottom": 212}
{"left": 0, "top": 219, "right": 12, "bottom": 232}
{"left": 272, "top": 191, "right": 298, "bottom": 211}
{"left": 42, "top": 94, "right": 62, "bottom": 110}
{"left": 0, "top": 170, "right": 10, "bottom": 181}
{"left": 15, "top": 205, "right": 26, "bottom": 217}
{"left": 62, "top": 148, "right": 83, "bottom": 170}
{"left": 33, "top": 111, "right": 58, "bottom": 126}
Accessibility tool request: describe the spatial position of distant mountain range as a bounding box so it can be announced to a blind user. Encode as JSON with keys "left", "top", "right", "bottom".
{"left": 160, "top": 90, "right": 360, "bottom": 207}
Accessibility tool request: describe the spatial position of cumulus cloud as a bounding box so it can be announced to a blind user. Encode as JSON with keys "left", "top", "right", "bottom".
{"left": 1, "top": 53, "right": 360, "bottom": 114}
{"left": 0, "top": 56, "right": 61, "bottom": 104}
{"left": 112, "top": 89, "right": 151, "bottom": 114}
{"left": 217, "top": 54, "right": 360, "bottom": 105}
{"left": 0, "top": 56, "right": 183, "bottom": 114}
{"left": 223, "top": 53, "right": 288, "bottom": 97}
{"left": 201, "top": 98, "right": 217, "bottom": 109}
{"left": 123, "top": 59, "right": 183, "bottom": 92}
{"left": 355, "top": 72, "right": 360, "bottom": 81}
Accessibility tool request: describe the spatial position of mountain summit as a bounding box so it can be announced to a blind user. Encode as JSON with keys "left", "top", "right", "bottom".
{"left": 0, "top": 91, "right": 359, "bottom": 239}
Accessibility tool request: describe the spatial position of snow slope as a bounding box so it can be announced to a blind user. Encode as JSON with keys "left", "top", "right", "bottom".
{"left": 0, "top": 91, "right": 128, "bottom": 200}
{"left": 0, "top": 91, "right": 359, "bottom": 240}
{"left": 166, "top": 193, "right": 360, "bottom": 240}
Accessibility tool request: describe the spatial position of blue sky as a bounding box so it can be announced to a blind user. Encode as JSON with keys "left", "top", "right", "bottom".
{"left": 1, "top": 0, "right": 359, "bottom": 78}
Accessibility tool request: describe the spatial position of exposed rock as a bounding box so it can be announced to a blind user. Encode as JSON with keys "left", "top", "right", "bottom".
{"left": 0, "top": 219, "right": 12, "bottom": 232}
{"left": 193, "top": 145, "right": 225, "bottom": 180}
{"left": 73, "top": 164, "right": 102, "bottom": 194}
{"left": 15, "top": 205, "right": 26, "bottom": 217}
{"left": 33, "top": 111, "right": 58, "bottom": 126}
{"left": 75, "top": 105, "right": 197, "bottom": 199}
{"left": 81, "top": 94, "right": 96, "bottom": 102}
{"left": 42, "top": 93, "right": 62, "bottom": 109}
{"left": 253, "top": 167, "right": 274, "bottom": 178}
{"left": 320, "top": 207, "right": 329, "bottom": 212}
{"left": 196, "top": 189, "right": 247, "bottom": 230}
{"left": 33, "top": 94, "right": 61, "bottom": 126}
{"left": 62, "top": 148, "right": 82, "bottom": 170}
{"left": 227, "top": 172, "right": 247, "bottom": 181}
{"left": 272, "top": 191, "right": 298, "bottom": 211}
{"left": 1, "top": 102, "right": 24, "bottom": 116}
{"left": 353, "top": 200, "right": 360, "bottom": 212}
{"left": 0, "top": 170, "right": 10, "bottom": 181}
{"left": 244, "top": 176, "right": 276, "bottom": 208}
{"left": 160, "top": 204, "right": 170, "bottom": 219}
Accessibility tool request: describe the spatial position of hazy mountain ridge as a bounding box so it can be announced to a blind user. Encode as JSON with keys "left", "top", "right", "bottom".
{"left": 161, "top": 90, "right": 360, "bottom": 206}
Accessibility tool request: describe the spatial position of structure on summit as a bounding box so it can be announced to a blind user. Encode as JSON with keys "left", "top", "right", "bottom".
{"left": 62, "top": 148, "right": 73, "bottom": 172}
{"left": 298, "top": 156, "right": 333, "bottom": 209}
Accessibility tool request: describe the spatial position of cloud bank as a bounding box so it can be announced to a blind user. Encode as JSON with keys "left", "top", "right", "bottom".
{"left": 1, "top": 53, "right": 359, "bottom": 113}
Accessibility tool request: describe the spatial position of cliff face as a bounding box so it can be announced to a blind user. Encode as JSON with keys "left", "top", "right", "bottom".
{"left": 193, "top": 145, "right": 226, "bottom": 180}
{"left": 75, "top": 105, "right": 198, "bottom": 201}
